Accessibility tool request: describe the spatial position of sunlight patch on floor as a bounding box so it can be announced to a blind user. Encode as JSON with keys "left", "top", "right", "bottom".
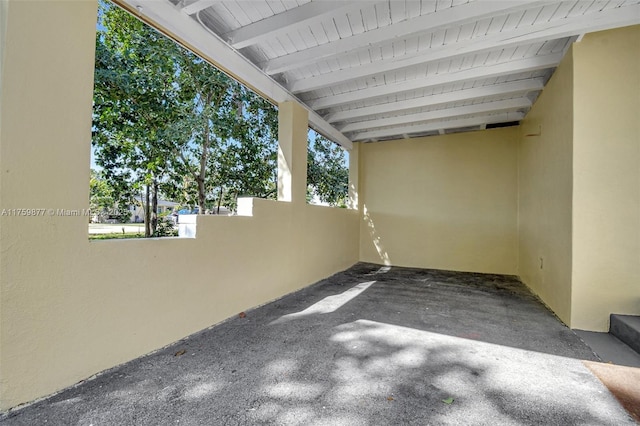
{"left": 183, "top": 382, "right": 222, "bottom": 400}
{"left": 327, "top": 319, "right": 619, "bottom": 424}
{"left": 270, "top": 281, "right": 375, "bottom": 324}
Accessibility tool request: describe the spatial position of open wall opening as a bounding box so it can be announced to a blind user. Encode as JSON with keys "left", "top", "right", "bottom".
{"left": 90, "top": 0, "right": 279, "bottom": 239}
{"left": 306, "top": 129, "right": 349, "bottom": 208}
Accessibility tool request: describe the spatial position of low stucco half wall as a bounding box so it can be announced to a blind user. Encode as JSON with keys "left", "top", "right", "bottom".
{"left": 1, "top": 200, "right": 358, "bottom": 410}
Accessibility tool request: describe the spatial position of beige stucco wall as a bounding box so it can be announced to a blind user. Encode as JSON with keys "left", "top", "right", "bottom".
{"left": 358, "top": 128, "right": 518, "bottom": 275}
{"left": 0, "top": 0, "right": 7, "bottom": 91}
{"left": 517, "top": 49, "right": 575, "bottom": 325}
{"left": 571, "top": 25, "right": 640, "bottom": 331}
{"left": 0, "top": 1, "right": 358, "bottom": 410}
{"left": 517, "top": 25, "right": 640, "bottom": 331}
{"left": 2, "top": 0, "right": 638, "bottom": 412}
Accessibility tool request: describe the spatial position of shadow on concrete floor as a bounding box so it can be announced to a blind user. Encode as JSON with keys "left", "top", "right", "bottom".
{"left": 1, "top": 263, "right": 636, "bottom": 425}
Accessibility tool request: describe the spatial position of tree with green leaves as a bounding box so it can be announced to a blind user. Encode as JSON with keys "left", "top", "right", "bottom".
{"left": 93, "top": 0, "right": 182, "bottom": 236}
{"left": 94, "top": 1, "right": 280, "bottom": 222}
{"left": 307, "top": 133, "right": 349, "bottom": 207}
{"left": 89, "top": 169, "right": 114, "bottom": 222}
{"left": 93, "top": 0, "right": 348, "bottom": 239}
{"left": 213, "top": 95, "right": 279, "bottom": 212}
{"left": 163, "top": 54, "right": 279, "bottom": 214}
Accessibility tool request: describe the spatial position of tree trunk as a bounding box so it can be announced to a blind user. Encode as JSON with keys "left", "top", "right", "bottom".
{"left": 197, "top": 93, "right": 212, "bottom": 215}
{"left": 197, "top": 176, "right": 206, "bottom": 215}
{"left": 144, "top": 184, "right": 151, "bottom": 237}
{"left": 216, "top": 186, "right": 223, "bottom": 214}
{"left": 151, "top": 180, "right": 158, "bottom": 235}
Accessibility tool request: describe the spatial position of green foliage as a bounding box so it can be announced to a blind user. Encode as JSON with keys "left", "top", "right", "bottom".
{"left": 89, "top": 169, "right": 130, "bottom": 223}
{"left": 92, "top": 0, "right": 348, "bottom": 239}
{"left": 89, "top": 169, "right": 114, "bottom": 221}
{"left": 154, "top": 216, "right": 178, "bottom": 237}
{"left": 163, "top": 53, "right": 279, "bottom": 213}
{"left": 93, "top": 0, "right": 280, "bottom": 233}
{"left": 93, "top": 1, "right": 181, "bottom": 235}
{"left": 307, "top": 133, "right": 349, "bottom": 207}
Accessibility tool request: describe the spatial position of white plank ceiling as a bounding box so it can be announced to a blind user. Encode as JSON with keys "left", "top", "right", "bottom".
{"left": 120, "top": 0, "right": 640, "bottom": 147}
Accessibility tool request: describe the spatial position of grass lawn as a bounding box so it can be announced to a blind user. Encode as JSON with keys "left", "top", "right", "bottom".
{"left": 89, "top": 232, "right": 144, "bottom": 240}
{"left": 88, "top": 222, "right": 178, "bottom": 239}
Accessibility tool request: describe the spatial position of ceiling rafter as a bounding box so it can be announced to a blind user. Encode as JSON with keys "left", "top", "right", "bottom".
{"left": 263, "top": 0, "right": 545, "bottom": 75}
{"left": 224, "top": 1, "right": 381, "bottom": 50}
{"left": 340, "top": 97, "right": 532, "bottom": 133}
{"left": 180, "top": 0, "right": 222, "bottom": 16}
{"left": 353, "top": 112, "right": 525, "bottom": 141}
{"left": 309, "top": 52, "right": 563, "bottom": 110}
{"left": 326, "top": 78, "right": 545, "bottom": 123}
{"left": 291, "top": 4, "right": 640, "bottom": 93}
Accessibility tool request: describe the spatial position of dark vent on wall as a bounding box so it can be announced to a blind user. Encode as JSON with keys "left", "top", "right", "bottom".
{"left": 444, "top": 125, "right": 481, "bottom": 134}
{"left": 486, "top": 121, "right": 520, "bottom": 129}
{"left": 409, "top": 130, "right": 440, "bottom": 138}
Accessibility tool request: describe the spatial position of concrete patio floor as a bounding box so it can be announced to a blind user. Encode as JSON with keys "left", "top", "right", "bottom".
{"left": 1, "top": 263, "right": 636, "bottom": 425}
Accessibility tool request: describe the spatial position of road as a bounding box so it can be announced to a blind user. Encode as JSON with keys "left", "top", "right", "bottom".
{"left": 88, "top": 223, "right": 145, "bottom": 234}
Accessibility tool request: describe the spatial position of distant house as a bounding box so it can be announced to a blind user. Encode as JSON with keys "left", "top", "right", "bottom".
{"left": 130, "top": 197, "right": 180, "bottom": 223}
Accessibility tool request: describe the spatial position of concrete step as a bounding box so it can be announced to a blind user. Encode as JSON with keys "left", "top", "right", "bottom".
{"left": 610, "top": 314, "right": 640, "bottom": 354}
{"left": 574, "top": 330, "right": 640, "bottom": 368}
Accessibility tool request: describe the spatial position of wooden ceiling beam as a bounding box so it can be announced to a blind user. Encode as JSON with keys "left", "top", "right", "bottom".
{"left": 326, "top": 78, "right": 544, "bottom": 123}
{"left": 308, "top": 52, "right": 562, "bottom": 110}
{"left": 226, "top": 1, "right": 380, "bottom": 50}
{"left": 291, "top": 3, "right": 640, "bottom": 93}
{"left": 353, "top": 111, "right": 525, "bottom": 141}
{"left": 180, "top": 0, "right": 222, "bottom": 16}
{"left": 264, "top": 0, "right": 543, "bottom": 75}
{"left": 340, "top": 97, "right": 531, "bottom": 133}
